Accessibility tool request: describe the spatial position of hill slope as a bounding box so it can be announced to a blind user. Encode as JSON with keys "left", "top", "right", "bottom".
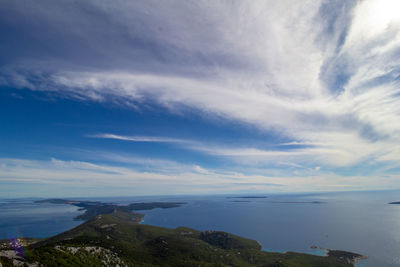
{"left": 0, "top": 209, "right": 356, "bottom": 267}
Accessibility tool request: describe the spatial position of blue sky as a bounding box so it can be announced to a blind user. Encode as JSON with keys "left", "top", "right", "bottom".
{"left": 1, "top": 0, "right": 400, "bottom": 197}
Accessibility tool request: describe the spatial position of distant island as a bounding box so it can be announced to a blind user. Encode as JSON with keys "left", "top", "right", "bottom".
{"left": 35, "top": 198, "right": 186, "bottom": 221}
{"left": 0, "top": 199, "right": 365, "bottom": 266}
{"left": 270, "top": 201, "right": 325, "bottom": 204}
{"left": 388, "top": 201, "right": 400, "bottom": 204}
{"left": 227, "top": 196, "right": 268, "bottom": 199}
{"left": 228, "top": 199, "right": 325, "bottom": 204}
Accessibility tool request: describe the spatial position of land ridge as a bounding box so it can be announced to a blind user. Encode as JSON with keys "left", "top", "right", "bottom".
{"left": 0, "top": 199, "right": 365, "bottom": 267}
{"left": 35, "top": 198, "right": 186, "bottom": 221}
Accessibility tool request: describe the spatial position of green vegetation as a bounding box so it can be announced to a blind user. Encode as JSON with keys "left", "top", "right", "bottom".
{"left": 0, "top": 200, "right": 364, "bottom": 266}
{"left": 35, "top": 199, "right": 186, "bottom": 220}
{"left": 327, "top": 250, "right": 367, "bottom": 266}
{"left": 0, "top": 209, "right": 355, "bottom": 267}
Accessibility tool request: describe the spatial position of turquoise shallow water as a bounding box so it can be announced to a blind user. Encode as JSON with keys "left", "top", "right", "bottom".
{"left": 1, "top": 191, "right": 400, "bottom": 266}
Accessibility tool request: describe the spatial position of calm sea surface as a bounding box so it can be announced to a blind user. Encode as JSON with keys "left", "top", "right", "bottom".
{"left": 1, "top": 191, "right": 400, "bottom": 266}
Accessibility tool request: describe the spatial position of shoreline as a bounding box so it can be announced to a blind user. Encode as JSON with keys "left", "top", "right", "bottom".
{"left": 9, "top": 198, "right": 369, "bottom": 266}
{"left": 311, "top": 246, "right": 367, "bottom": 266}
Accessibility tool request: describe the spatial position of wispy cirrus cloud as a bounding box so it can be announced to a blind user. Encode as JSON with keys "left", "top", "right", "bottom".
{"left": 0, "top": 157, "right": 285, "bottom": 196}
{"left": 89, "top": 133, "right": 398, "bottom": 169}
{"left": 1, "top": 0, "right": 400, "bottom": 188}
{"left": 2, "top": 157, "right": 399, "bottom": 198}
{"left": 89, "top": 133, "right": 189, "bottom": 144}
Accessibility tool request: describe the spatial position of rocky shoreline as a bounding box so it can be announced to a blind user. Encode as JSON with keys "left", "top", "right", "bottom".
{"left": 311, "top": 246, "right": 367, "bottom": 266}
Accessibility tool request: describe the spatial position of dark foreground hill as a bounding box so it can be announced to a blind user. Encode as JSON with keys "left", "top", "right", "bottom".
{"left": 0, "top": 209, "right": 361, "bottom": 267}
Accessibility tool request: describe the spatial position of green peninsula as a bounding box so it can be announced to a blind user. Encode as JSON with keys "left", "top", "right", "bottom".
{"left": 0, "top": 200, "right": 363, "bottom": 266}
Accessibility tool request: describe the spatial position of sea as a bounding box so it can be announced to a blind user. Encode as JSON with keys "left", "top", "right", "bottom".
{"left": 1, "top": 191, "right": 400, "bottom": 266}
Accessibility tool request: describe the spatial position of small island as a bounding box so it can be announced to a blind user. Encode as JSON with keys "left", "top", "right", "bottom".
{"left": 227, "top": 196, "right": 268, "bottom": 199}
{"left": 35, "top": 198, "right": 186, "bottom": 221}
{"left": 270, "top": 201, "right": 325, "bottom": 204}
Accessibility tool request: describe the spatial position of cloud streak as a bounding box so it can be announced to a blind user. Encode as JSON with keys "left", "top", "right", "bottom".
{"left": 1, "top": 157, "right": 398, "bottom": 198}
{"left": 89, "top": 133, "right": 189, "bottom": 144}
{"left": 90, "top": 133, "right": 399, "bottom": 170}
{"left": 1, "top": 0, "right": 400, "bottom": 187}
{"left": 0, "top": 157, "right": 285, "bottom": 195}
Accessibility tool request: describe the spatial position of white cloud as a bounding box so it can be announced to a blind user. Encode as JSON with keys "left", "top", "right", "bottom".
{"left": 1, "top": 157, "right": 399, "bottom": 196}
{"left": 1, "top": 0, "right": 400, "bottom": 175}
{"left": 0, "top": 158, "right": 284, "bottom": 194}
{"left": 89, "top": 133, "right": 189, "bottom": 144}
{"left": 89, "top": 132, "right": 395, "bottom": 168}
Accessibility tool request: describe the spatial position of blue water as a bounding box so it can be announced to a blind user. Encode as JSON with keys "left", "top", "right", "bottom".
{"left": 1, "top": 191, "right": 400, "bottom": 266}
{"left": 0, "top": 198, "right": 84, "bottom": 239}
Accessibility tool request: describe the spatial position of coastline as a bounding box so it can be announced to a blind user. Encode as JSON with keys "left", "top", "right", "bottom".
{"left": 311, "top": 246, "right": 367, "bottom": 267}
{"left": 3, "top": 198, "right": 370, "bottom": 266}
{"left": 44, "top": 198, "right": 368, "bottom": 266}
